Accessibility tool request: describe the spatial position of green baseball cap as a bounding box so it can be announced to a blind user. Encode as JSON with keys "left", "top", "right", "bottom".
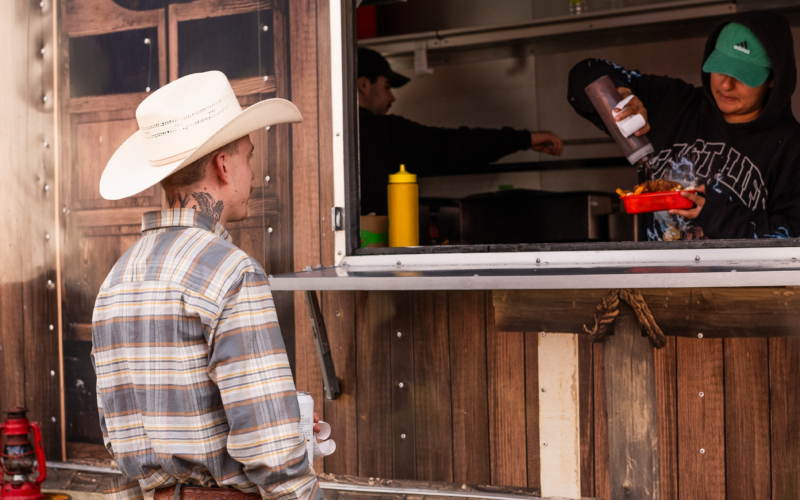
{"left": 703, "top": 22, "right": 772, "bottom": 88}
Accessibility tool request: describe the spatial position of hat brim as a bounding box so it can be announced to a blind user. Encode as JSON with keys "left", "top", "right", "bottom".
{"left": 99, "top": 98, "right": 303, "bottom": 201}
{"left": 703, "top": 49, "right": 771, "bottom": 88}
{"left": 386, "top": 70, "right": 410, "bottom": 88}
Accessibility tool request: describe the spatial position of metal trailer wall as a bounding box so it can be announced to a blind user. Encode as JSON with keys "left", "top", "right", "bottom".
{"left": 0, "top": 0, "right": 62, "bottom": 460}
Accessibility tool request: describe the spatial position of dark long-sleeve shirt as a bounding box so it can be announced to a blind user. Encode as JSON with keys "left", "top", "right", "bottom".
{"left": 359, "top": 107, "right": 532, "bottom": 215}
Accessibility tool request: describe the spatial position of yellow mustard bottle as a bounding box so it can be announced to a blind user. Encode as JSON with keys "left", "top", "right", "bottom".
{"left": 388, "top": 164, "right": 419, "bottom": 247}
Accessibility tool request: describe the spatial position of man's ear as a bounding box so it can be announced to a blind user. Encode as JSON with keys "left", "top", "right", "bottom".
{"left": 357, "top": 76, "right": 370, "bottom": 94}
{"left": 211, "top": 150, "right": 229, "bottom": 185}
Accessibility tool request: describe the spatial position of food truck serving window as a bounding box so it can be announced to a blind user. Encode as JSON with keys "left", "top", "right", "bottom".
{"left": 274, "top": 0, "right": 800, "bottom": 291}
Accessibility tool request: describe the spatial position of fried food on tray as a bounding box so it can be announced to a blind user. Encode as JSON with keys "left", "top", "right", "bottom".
{"left": 616, "top": 180, "right": 684, "bottom": 197}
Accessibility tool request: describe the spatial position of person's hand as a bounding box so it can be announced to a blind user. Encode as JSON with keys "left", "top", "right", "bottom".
{"left": 615, "top": 87, "right": 650, "bottom": 137}
{"left": 530, "top": 131, "right": 563, "bottom": 156}
{"left": 669, "top": 184, "right": 706, "bottom": 219}
{"left": 313, "top": 412, "right": 321, "bottom": 434}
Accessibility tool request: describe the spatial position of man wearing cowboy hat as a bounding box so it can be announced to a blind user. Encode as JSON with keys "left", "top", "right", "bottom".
{"left": 91, "top": 71, "right": 323, "bottom": 500}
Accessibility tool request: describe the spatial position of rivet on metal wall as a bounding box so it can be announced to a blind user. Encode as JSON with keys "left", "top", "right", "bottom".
{"left": 541, "top": 387, "right": 546, "bottom": 393}
{"left": 45, "top": 233, "right": 50, "bottom": 240}
{"left": 39, "top": 1, "right": 45, "bottom": 8}
{"left": 695, "top": 255, "right": 701, "bottom": 262}
{"left": 40, "top": 47, "right": 45, "bottom": 55}
{"left": 44, "top": 184, "right": 50, "bottom": 192}
{"left": 43, "top": 141, "right": 49, "bottom": 148}
{"left": 541, "top": 332, "right": 546, "bottom": 337}
{"left": 62, "top": 206, "right": 67, "bottom": 213}
{"left": 42, "top": 95, "right": 48, "bottom": 103}
{"left": 265, "top": 126, "right": 270, "bottom": 131}
{"left": 536, "top": 258, "right": 541, "bottom": 263}
{"left": 335, "top": 131, "right": 340, "bottom": 137}
{"left": 337, "top": 251, "right": 342, "bottom": 256}
{"left": 542, "top": 441, "right": 548, "bottom": 446}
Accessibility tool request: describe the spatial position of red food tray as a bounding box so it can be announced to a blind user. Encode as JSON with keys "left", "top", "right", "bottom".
{"left": 620, "top": 190, "right": 695, "bottom": 214}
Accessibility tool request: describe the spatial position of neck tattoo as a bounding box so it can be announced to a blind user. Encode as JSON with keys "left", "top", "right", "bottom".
{"left": 166, "top": 191, "right": 224, "bottom": 223}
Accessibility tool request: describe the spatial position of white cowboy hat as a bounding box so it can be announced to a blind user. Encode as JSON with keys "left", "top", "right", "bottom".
{"left": 99, "top": 71, "right": 303, "bottom": 200}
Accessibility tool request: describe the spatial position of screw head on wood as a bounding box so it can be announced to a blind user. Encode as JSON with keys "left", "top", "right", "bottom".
{"left": 46, "top": 279, "right": 53, "bottom": 286}
{"left": 541, "top": 332, "right": 546, "bottom": 337}
{"left": 50, "top": 370, "right": 55, "bottom": 376}
{"left": 265, "top": 126, "right": 271, "bottom": 131}
{"left": 143, "top": 38, "right": 151, "bottom": 45}
{"left": 398, "top": 382, "right": 404, "bottom": 388}
{"left": 698, "top": 333, "right": 704, "bottom": 339}
{"left": 700, "top": 448, "right": 705, "bottom": 454}
{"left": 335, "top": 310, "right": 341, "bottom": 317}
{"left": 50, "top": 416, "right": 56, "bottom": 422}
{"left": 699, "top": 392, "right": 704, "bottom": 398}
{"left": 396, "top": 331, "right": 402, "bottom": 338}
{"left": 400, "top": 433, "right": 407, "bottom": 440}
{"left": 49, "top": 325, "right": 54, "bottom": 331}
{"left": 263, "top": 25, "right": 269, "bottom": 32}
{"left": 265, "top": 175, "right": 270, "bottom": 182}
{"left": 268, "top": 227, "right": 273, "bottom": 233}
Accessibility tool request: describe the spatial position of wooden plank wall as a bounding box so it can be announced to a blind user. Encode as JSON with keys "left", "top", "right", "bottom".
{"left": 314, "top": 290, "right": 544, "bottom": 489}
{"left": 0, "top": 0, "right": 61, "bottom": 458}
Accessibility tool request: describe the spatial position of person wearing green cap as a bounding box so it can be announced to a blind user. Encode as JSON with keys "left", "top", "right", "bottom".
{"left": 568, "top": 11, "right": 800, "bottom": 240}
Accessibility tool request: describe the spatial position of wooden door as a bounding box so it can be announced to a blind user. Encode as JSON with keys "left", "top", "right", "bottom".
{"left": 58, "top": 0, "right": 293, "bottom": 460}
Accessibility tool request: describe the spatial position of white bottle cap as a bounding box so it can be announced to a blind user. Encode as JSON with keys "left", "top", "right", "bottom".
{"left": 612, "top": 95, "right": 647, "bottom": 138}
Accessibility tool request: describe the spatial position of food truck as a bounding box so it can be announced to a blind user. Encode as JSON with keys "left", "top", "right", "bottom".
{"left": 3, "top": 0, "right": 800, "bottom": 499}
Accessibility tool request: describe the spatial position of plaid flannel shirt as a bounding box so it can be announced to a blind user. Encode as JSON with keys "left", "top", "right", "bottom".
{"left": 91, "top": 209, "right": 321, "bottom": 500}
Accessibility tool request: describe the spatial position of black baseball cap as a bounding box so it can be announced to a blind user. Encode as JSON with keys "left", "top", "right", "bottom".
{"left": 358, "top": 47, "right": 410, "bottom": 88}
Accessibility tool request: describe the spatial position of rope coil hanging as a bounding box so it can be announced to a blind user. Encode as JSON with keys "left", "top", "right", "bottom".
{"left": 583, "top": 289, "right": 667, "bottom": 348}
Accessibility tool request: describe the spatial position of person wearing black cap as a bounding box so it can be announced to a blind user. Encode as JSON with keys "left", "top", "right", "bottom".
{"left": 358, "top": 47, "right": 564, "bottom": 216}
{"left": 568, "top": 10, "right": 800, "bottom": 240}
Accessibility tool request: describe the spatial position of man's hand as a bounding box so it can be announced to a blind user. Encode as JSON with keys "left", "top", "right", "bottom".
{"left": 531, "top": 131, "right": 563, "bottom": 156}
{"left": 615, "top": 87, "right": 650, "bottom": 137}
{"left": 313, "top": 412, "right": 321, "bottom": 434}
{"left": 669, "top": 184, "right": 706, "bottom": 219}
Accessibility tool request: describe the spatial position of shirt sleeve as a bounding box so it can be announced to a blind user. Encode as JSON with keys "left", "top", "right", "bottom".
{"left": 383, "top": 114, "right": 533, "bottom": 176}
{"left": 208, "top": 272, "right": 322, "bottom": 500}
{"left": 567, "top": 58, "right": 698, "bottom": 135}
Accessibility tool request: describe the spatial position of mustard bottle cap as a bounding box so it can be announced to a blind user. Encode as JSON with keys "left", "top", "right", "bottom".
{"left": 389, "top": 164, "right": 417, "bottom": 184}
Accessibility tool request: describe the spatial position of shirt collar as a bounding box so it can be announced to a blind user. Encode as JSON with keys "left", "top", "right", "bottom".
{"left": 142, "top": 209, "right": 232, "bottom": 243}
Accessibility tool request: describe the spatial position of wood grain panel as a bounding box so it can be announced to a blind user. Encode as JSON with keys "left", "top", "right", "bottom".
{"left": 64, "top": 0, "right": 162, "bottom": 37}
{"left": 231, "top": 76, "right": 277, "bottom": 96}
{"left": 315, "top": 0, "right": 335, "bottom": 268}
{"left": 724, "top": 338, "right": 770, "bottom": 500}
{"left": 412, "top": 291, "right": 453, "bottom": 483}
{"left": 322, "top": 291, "right": 358, "bottom": 476}
{"left": 71, "top": 207, "right": 160, "bottom": 228}
{"left": 391, "top": 292, "right": 415, "bottom": 480}
{"left": 171, "top": 0, "right": 272, "bottom": 22}
{"left": 604, "top": 304, "right": 659, "bottom": 500}
{"left": 769, "top": 337, "right": 800, "bottom": 500}
{"left": 69, "top": 93, "right": 149, "bottom": 114}
{"left": 289, "top": 0, "right": 324, "bottom": 473}
{"left": 593, "top": 343, "right": 610, "bottom": 500}
{"left": 449, "top": 291, "right": 490, "bottom": 485}
{"left": 677, "top": 337, "right": 725, "bottom": 500}
{"left": 578, "top": 335, "right": 594, "bottom": 498}
{"left": 487, "top": 307, "right": 526, "bottom": 487}
{"left": 356, "top": 292, "right": 393, "bottom": 478}
{"left": 75, "top": 119, "right": 143, "bottom": 202}
{"left": 655, "top": 336, "right": 678, "bottom": 500}
{"left": 523, "top": 332, "right": 541, "bottom": 491}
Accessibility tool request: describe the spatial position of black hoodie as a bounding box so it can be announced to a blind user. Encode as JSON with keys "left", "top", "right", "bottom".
{"left": 568, "top": 11, "right": 800, "bottom": 240}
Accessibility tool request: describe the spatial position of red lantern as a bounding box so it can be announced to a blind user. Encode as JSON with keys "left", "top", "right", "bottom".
{"left": 0, "top": 407, "right": 47, "bottom": 500}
